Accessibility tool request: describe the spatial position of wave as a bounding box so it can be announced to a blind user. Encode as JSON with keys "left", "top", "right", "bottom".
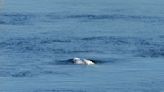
{"left": 0, "top": 36, "right": 164, "bottom": 58}
{"left": 0, "top": 13, "right": 35, "bottom": 25}
{"left": 1, "top": 13, "right": 164, "bottom": 25}
{"left": 0, "top": 37, "right": 71, "bottom": 53}
{"left": 0, "top": 66, "right": 70, "bottom": 78}
{"left": 47, "top": 13, "right": 164, "bottom": 23}
{"left": 35, "top": 89, "right": 86, "bottom": 92}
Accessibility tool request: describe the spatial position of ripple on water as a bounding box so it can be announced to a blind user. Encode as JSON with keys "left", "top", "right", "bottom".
{"left": 0, "top": 13, "right": 35, "bottom": 25}
{"left": 34, "top": 89, "right": 87, "bottom": 92}
{"left": 1, "top": 13, "right": 164, "bottom": 26}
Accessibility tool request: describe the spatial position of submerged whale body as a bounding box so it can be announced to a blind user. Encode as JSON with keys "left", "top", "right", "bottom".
{"left": 73, "top": 57, "right": 95, "bottom": 65}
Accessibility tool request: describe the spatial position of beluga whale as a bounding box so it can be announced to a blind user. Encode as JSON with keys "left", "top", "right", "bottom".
{"left": 73, "top": 57, "right": 95, "bottom": 65}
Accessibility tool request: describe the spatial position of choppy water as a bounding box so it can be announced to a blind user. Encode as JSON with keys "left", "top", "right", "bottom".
{"left": 0, "top": 0, "right": 164, "bottom": 92}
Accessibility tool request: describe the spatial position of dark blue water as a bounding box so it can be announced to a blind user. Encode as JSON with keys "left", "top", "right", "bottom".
{"left": 0, "top": 0, "right": 164, "bottom": 92}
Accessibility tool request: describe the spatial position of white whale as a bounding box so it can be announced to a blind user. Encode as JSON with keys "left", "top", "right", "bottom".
{"left": 73, "top": 57, "right": 95, "bottom": 65}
